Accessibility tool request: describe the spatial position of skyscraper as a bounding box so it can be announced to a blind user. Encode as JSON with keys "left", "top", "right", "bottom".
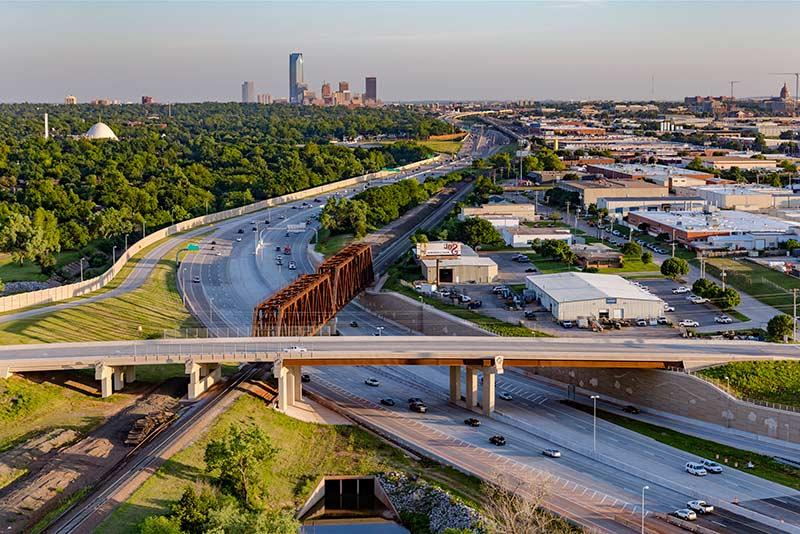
{"left": 64, "top": 95, "right": 77, "bottom": 105}
{"left": 241, "top": 81, "right": 254, "bottom": 103}
{"left": 141, "top": 95, "right": 153, "bottom": 105}
{"left": 365, "top": 77, "right": 377, "bottom": 102}
{"left": 338, "top": 81, "right": 349, "bottom": 92}
{"left": 289, "top": 52, "right": 304, "bottom": 104}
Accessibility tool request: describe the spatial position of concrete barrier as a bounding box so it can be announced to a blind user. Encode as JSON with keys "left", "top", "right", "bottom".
{"left": 0, "top": 156, "right": 442, "bottom": 313}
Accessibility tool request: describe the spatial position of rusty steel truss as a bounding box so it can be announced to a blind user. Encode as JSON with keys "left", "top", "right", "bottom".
{"left": 252, "top": 243, "right": 374, "bottom": 337}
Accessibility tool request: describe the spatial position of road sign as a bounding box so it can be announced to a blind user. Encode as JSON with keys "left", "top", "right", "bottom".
{"left": 187, "top": 244, "right": 200, "bottom": 251}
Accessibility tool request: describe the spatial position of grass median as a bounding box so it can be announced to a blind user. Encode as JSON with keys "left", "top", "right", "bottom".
{"left": 698, "top": 360, "right": 800, "bottom": 410}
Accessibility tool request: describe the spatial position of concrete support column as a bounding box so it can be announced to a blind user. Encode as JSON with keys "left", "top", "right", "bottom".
{"left": 481, "top": 368, "right": 496, "bottom": 416}
{"left": 0, "top": 367, "right": 11, "bottom": 379}
{"left": 113, "top": 367, "right": 125, "bottom": 391}
{"left": 449, "top": 366, "right": 462, "bottom": 403}
{"left": 124, "top": 365, "right": 136, "bottom": 383}
{"left": 292, "top": 366, "right": 303, "bottom": 402}
{"left": 274, "top": 361, "right": 292, "bottom": 412}
{"left": 186, "top": 361, "right": 222, "bottom": 400}
{"left": 326, "top": 317, "right": 338, "bottom": 336}
{"left": 95, "top": 364, "right": 113, "bottom": 398}
{"left": 465, "top": 366, "right": 479, "bottom": 409}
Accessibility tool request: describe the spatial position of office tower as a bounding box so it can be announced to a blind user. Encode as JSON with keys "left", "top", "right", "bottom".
{"left": 289, "top": 52, "right": 304, "bottom": 104}
{"left": 241, "top": 81, "right": 255, "bottom": 103}
{"left": 321, "top": 82, "right": 332, "bottom": 99}
{"left": 365, "top": 77, "right": 377, "bottom": 102}
{"left": 338, "top": 81, "right": 349, "bottom": 92}
{"left": 64, "top": 95, "right": 77, "bottom": 105}
{"left": 257, "top": 93, "right": 272, "bottom": 105}
{"left": 141, "top": 95, "right": 153, "bottom": 105}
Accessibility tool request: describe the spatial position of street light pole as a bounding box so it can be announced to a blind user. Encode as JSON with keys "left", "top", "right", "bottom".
{"left": 590, "top": 395, "right": 600, "bottom": 453}
{"left": 641, "top": 485, "right": 649, "bottom": 534}
{"left": 419, "top": 296, "right": 424, "bottom": 332}
{"left": 376, "top": 326, "right": 384, "bottom": 336}
{"left": 124, "top": 234, "right": 129, "bottom": 252}
{"left": 112, "top": 245, "right": 117, "bottom": 265}
{"left": 79, "top": 257, "right": 86, "bottom": 282}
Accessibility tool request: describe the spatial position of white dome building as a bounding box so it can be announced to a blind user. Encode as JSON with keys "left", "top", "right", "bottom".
{"left": 84, "top": 122, "right": 118, "bottom": 141}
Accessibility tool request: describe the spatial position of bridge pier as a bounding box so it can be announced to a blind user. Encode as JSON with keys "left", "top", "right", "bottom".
{"left": 274, "top": 360, "right": 302, "bottom": 411}
{"left": 0, "top": 367, "right": 11, "bottom": 379}
{"left": 465, "top": 366, "right": 479, "bottom": 410}
{"left": 95, "top": 364, "right": 113, "bottom": 398}
{"left": 449, "top": 366, "right": 461, "bottom": 402}
{"left": 113, "top": 367, "right": 126, "bottom": 391}
{"left": 186, "top": 361, "right": 222, "bottom": 400}
{"left": 125, "top": 365, "right": 136, "bottom": 383}
{"left": 481, "top": 369, "right": 496, "bottom": 417}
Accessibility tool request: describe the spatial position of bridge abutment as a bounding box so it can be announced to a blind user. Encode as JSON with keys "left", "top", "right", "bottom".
{"left": 186, "top": 361, "right": 222, "bottom": 400}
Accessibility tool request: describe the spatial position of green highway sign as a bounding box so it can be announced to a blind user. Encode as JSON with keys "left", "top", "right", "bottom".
{"left": 187, "top": 244, "right": 200, "bottom": 251}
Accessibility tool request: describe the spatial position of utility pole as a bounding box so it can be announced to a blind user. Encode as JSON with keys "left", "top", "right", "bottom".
{"left": 721, "top": 269, "right": 727, "bottom": 291}
{"left": 671, "top": 229, "right": 676, "bottom": 258}
{"left": 729, "top": 80, "right": 741, "bottom": 100}
{"left": 794, "top": 288, "right": 798, "bottom": 342}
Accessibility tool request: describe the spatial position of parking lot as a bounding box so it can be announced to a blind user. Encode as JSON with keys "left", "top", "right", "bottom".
{"left": 481, "top": 251, "right": 538, "bottom": 283}
{"left": 638, "top": 279, "right": 735, "bottom": 329}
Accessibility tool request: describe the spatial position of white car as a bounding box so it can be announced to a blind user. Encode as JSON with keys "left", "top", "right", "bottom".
{"left": 672, "top": 509, "right": 697, "bottom": 521}
{"left": 284, "top": 346, "right": 307, "bottom": 353}
{"left": 690, "top": 296, "right": 709, "bottom": 304}
{"left": 235, "top": 237, "right": 242, "bottom": 242}
{"left": 687, "top": 500, "right": 714, "bottom": 514}
{"left": 698, "top": 459, "right": 723, "bottom": 473}
{"left": 664, "top": 305, "right": 676, "bottom": 312}
{"left": 542, "top": 448, "right": 562, "bottom": 458}
{"left": 714, "top": 315, "right": 733, "bottom": 324}
{"left": 679, "top": 319, "right": 700, "bottom": 328}
{"left": 499, "top": 392, "right": 513, "bottom": 401}
{"left": 364, "top": 378, "right": 380, "bottom": 387}
{"left": 685, "top": 462, "right": 708, "bottom": 476}
{"left": 672, "top": 287, "right": 691, "bottom": 294}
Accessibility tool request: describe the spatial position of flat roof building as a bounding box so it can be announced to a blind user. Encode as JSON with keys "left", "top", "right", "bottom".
{"left": 681, "top": 156, "right": 778, "bottom": 170}
{"left": 598, "top": 196, "right": 707, "bottom": 217}
{"left": 418, "top": 242, "right": 497, "bottom": 284}
{"left": 525, "top": 272, "right": 664, "bottom": 322}
{"left": 585, "top": 164, "right": 716, "bottom": 189}
{"left": 557, "top": 179, "right": 668, "bottom": 209}
{"left": 460, "top": 203, "right": 537, "bottom": 222}
{"left": 673, "top": 184, "right": 800, "bottom": 211}
{"left": 501, "top": 227, "right": 572, "bottom": 248}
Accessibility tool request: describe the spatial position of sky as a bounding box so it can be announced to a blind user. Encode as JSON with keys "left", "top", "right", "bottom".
{"left": 2, "top": 1, "right": 800, "bottom": 103}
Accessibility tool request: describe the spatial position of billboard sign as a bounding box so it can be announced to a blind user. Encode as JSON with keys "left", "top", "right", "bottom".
{"left": 416, "top": 241, "right": 462, "bottom": 258}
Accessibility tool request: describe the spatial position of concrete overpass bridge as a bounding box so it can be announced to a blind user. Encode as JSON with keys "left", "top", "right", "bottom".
{"left": 1, "top": 336, "right": 798, "bottom": 415}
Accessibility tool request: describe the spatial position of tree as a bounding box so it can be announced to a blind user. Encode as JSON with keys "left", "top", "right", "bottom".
{"left": 661, "top": 257, "right": 689, "bottom": 279}
{"left": 782, "top": 239, "right": 800, "bottom": 252}
{"left": 767, "top": 314, "right": 794, "bottom": 342}
{"left": 692, "top": 278, "right": 716, "bottom": 297}
{"left": 457, "top": 217, "right": 504, "bottom": 249}
{"left": 718, "top": 288, "right": 741, "bottom": 310}
{"left": 170, "top": 484, "right": 219, "bottom": 534}
{"left": 481, "top": 475, "right": 567, "bottom": 534}
{"left": 641, "top": 251, "right": 653, "bottom": 265}
{"left": 204, "top": 424, "right": 278, "bottom": 506}
{"left": 621, "top": 241, "right": 642, "bottom": 258}
{"left": 139, "top": 516, "right": 183, "bottom": 534}
{"left": 686, "top": 156, "right": 706, "bottom": 172}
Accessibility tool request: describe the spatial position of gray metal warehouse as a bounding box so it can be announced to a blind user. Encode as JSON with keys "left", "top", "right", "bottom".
{"left": 525, "top": 272, "right": 664, "bottom": 321}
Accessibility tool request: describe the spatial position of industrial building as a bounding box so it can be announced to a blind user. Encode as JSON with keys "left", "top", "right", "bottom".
{"left": 598, "top": 196, "right": 707, "bottom": 217}
{"left": 459, "top": 203, "right": 537, "bottom": 222}
{"left": 557, "top": 179, "right": 668, "bottom": 209}
{"left": 501, "top": 227, "right": 572, "bottom": 248}
{"left": 525, "top": 272, "right": 664, "bottom": 322}
{"left": 417, "top": 242, "right": 497, "bottom": 284}
{"left": 584, "top": 164, "right": 715, "bottom": 188}
{"left": 680, "top": 156, "right": 778, "bottom": 170}
{"left": 673, "top": 184, "right": 800, "bottom": 211}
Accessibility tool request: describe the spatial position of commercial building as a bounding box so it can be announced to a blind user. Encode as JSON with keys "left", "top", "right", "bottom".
{"left": 598, "top": 196, "right": 707, "bottom": 217}
{"left": 572, "top": 244, "right": 624, "bottom": 269}
{"left": 416, "top": 242, "right": 497, "bottom": 284}
{"left": 64, "top": 95, "right": 77, "bottom": 105}
{"left": 141, "top": 95, "right": 153, "bottom": 105}
{"left": 525, "top": 272, "right": 664, "bottom": 322}
{"left": 681, "top": 156, "right": 778, "bottom": 171}
{"left": 257, "top": 93, "right": 272, "bottom": 105}
{"left": 481, "top": 216, "right": 521, "bottom": 229}
{"left": 584, "top": 164, "right": 715, "bottom": 188}
{"left": 241, "top": 81, "right": 254, "bottom": 104}
{"left": 459, "top": 203, "right": 536, "bottom": 222}
{"left": 289, "top": 52, "right": 304, "bottom": 104}
{"left": 627, "top": 209, "right": 800, "bottom": 246}
{"left": 673, "top": 184, "right": 800, "bottom": 211}
{"left": 365, "top": 77, "right": 377, "bottom": 102}
{"left": 501, "top": 227, "right": 572, "bottom": 248}
{"left": 557, "top": 179, "right": 668, "bottom": 209}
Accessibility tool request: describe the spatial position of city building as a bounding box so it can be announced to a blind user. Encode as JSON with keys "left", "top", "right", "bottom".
{"left": 84, "top": 122, "right": 118, "bottom": 141}
{"left": 365, "top": 76, "right": 377, "bottom": 102}
{"left": 501, "top": 227, "right": 572, "bottom": 248}
{"left": 141, "top": 95, "right": 153, "bottom": 105}
{"left": 571, "top": 244, "right": 625, "bottom": 269}
{"left": 673, "top": 184, "right": 798, "bottom": 211}
{"left": 525, "top": 272, "right": 664, "bottom": 322}
{"left": 557, "top": 179, "right": 668, "bottom": 209}
{"left": 416, "top": 242, "right": 497, "bottom": 284}
{"left": 321, "top": 82, "right": 332, "bottom": 105}
{"left": 338, "top": 81, "right": 349, "bottom": 92}
{"left": 626, "top": 209, "right": 800, "bottom": 246}
{"left": 481, "top": 216, "right": 521, "bottom": 229}
{"left": 241, "top": 81, "right": 254, "bottom": 104}
{"left": 90, "top": 99, "right": 115, "bottom": 106}
{"left": 681, "top": 156, "right": 778, "bottom": 171}
{"left": 289, "top": 52, "right": 304, "bottom": 104}
{"left": 584, "top": 164, "right": 716, "bottom": 189}
{"left": 763, "top": 83, "right": 795, "bottom": 115}
{"left": 459, "top": 203, "right": 536, "bottom": 222}
{"left": 597, "top": 196, "right": 707, "bottom": 218}
{"left": 257, "top": 93, "right": 272, "bottom": 105}
{"left": 64, "top": 95, "right": 77, "bottom": 105}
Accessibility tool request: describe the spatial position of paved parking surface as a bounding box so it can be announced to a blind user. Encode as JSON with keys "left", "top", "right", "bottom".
{"left": 639, "top": 279, "right": 732, "bottom": 329}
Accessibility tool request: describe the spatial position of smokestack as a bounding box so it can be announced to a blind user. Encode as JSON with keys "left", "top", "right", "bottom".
{"left": 44, "top": 113, "right": 49, "bottom": 140}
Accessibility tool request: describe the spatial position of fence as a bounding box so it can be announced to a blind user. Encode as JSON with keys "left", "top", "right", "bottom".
{"left": 0, "top": 156, "right": 442, "bottom": 313}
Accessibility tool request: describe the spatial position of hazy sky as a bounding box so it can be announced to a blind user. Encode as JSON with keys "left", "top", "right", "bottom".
{"left": 2, "top": 1, "right": 799, "bottom": 103}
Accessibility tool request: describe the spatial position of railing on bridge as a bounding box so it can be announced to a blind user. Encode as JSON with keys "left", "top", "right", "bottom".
{"left": 252, "top": 243, "right": 374, "bottom": 337}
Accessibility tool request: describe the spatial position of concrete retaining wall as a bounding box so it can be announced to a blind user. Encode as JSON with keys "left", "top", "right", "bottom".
{"left": 0, "top": 156, "right": 442, "bottom": 313}
{"left": 527, "top": 367, "right": 800, "bottom": 445}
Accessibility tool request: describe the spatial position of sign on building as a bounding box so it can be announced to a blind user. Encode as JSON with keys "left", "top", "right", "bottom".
{"left": 416, "top": 241, "right": 462, "bottom": 258}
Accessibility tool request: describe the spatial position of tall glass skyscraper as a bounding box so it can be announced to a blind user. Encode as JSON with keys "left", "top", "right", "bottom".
{"left": 289, "top": 52, "right": 304, "bottom": 104}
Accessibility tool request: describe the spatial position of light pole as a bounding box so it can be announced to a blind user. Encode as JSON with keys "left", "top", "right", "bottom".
{"left": 724, "top": 375, "right": 731, "bottom": 428}
{"left": 124, "top": 233, "right": 129, "bottom": 252}
{"left": 419, "top": 296, "right": 424, "bottom": 331}
{"left": 209, "top": 297, "right": 214, "bottom": 330}
{"left": 641, "top": 485, "right": 649, "bottom": 534}
{"left": 376, "top": 326, "right": 384, "bottom": 337}
{"left": 79, "top": 257, "right": 86, "bottom": 282}
{"left": 112, "top": 245, "right": 117, "bottom": 265}
{"left": 590, "top": 395, "right": 600, "bottom": 453}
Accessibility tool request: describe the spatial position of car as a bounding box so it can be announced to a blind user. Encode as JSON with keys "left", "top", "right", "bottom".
{"left": 525, "top": 268, "right": 536, "bottom": 273}
{"left": 459, "top": 294, "right": 471, "bottom": 303}
{"left": 292, "top": 205, "right": 298, "bottom": 209}
{"left": 467, "top": 300, "right": 483, "bottom": 309}
{"left": 524, "top": 311, "right": 536, "bottom": 319}
{"left": 517, "top": 256, "right": 531, "bottom": 263}
{"left": 690, "top": 296, "right": 709, "bottom": 304}
{"left": 408, "top": 397, "right": 423, "bottom": 405}
{"left": 464, "top": 417, "right": 481, "bottom": 427}
{"left": 623, "top": 405, "right": 640, "bottom": 414}
{"left": 489, "top": 435, "right": 506, "bottom": 446}
{"left": 380, "top": 398, "right": 395, "bottom": 406}
{"left": 685, "top": 462, "right": 708, "bottom": 476}
{"left": 492, "top": 285, "right": 507, "bottom": 294}
{"left": 409, "top": 402, "right": 427, "bottom": 413}
{"left": 499, "top": 392, "right": 513, "bottom": 401}
{"left": 698, "top": 459, "right": 723, "bottom": 473}
{"left": 672, "top": 286, "right": 691, "bottom": 294}
{"left": 252, "top": 227, "right": 257, "bottom": 232}
{"left": 635, "top": 319, "right": 647, "bottom": 327}
{"left": 679, "top": 319, "right": 700, "bottom": 328}
{"left": 288, "top": 261, "right": 297, "bottom": 270}
{"left": 279, "top": 215, "right": 286, "bottom": 219}
{"left": 542, "top": 448, "right": 562, "bottom": 458}
{"left": 284, "top": 346, "right": 307, "bottom": 353}
{"left": 714, "top": 315, "right": 733, "bottom": 324}
{"left": 235, "top": 237, "right": 242, "bottom": 242}
{"left": 275, "top": 246, "right": 281, "bottom": 251}
{"left": 657, "top": 316, "right": 669, "bottom": 325}
{"left": 237, "top": 228, "right": 244, "bottom": 234}
{"left": 672, "top": 509, "right": 697, "bottom": 521}
{"left": 664, "top": 305, "right": 676, "bottom": 312}
{"left": 301, "top": 374, "right": 311, "bottom": 383}
{"left": 192, "top": 276, "right": 201, "bottom": 283}
{"left": 364, "top": 378, "right": 380, "bottom": 387}
{"left": 249, "top": 220, "right": 257, "bottom": 224}
{"left": 350, "top": 320, "right": 359, "bottom": 328}
{"left": 314, "top": 198, "right": 322, "bottom": 203}
{"left": 561, "top": 321, "right": 574, "bottom": 329}
{"left": 216, "top": 251, "right": 222, "bottom": 256}
{"left": 687, "top": 500, "right": 714, "bottom": 514}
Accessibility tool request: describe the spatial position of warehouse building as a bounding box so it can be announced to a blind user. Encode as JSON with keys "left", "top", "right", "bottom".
{"left": 673, "top": 184, "right": 800, "bottom": 211}
{"left": 598, "top": 196, "right": 707, "bottom": 217}
{"left": 501, "top": 227, "right": 572, "bottom": 248}
{"left": 525, "top": 272, "right": 664, "bottom": 322}
{"left": 460, "top": 203, "right": 537, "bottom": 222}
{"left": 557, "top": 179, "right": 668, "bottom": 209}
{"left": 417, "top": 242, "right": 498, "bottom": 284}
{"left": 584, "top": 163, "right": 715, "bottom": 188}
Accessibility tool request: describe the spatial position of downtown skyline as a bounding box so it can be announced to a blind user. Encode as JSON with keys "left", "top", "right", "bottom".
{"left": 2, "top": 1, "right": 800, "bottom": 103}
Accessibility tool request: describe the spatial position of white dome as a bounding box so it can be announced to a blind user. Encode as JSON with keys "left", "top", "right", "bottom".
{"left": 85, "top": 122, "right": 118, "bottom": 141}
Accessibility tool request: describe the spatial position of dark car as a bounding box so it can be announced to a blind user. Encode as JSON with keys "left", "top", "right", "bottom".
{"left": 467, "top": 300, "right": 482, "bottom": 309}
{"left": 525, "top": 268, "right": 536, "bottom": 273}
{"left": 524, "top": 311, "right": 536, "bottom": 319}
{"left": 237, "top": 228, "right": 244, "bottom": 234}
{"left": 623, "top": 405, "right": 640, "bottom": 414}
{"left": 409, "top": 402, "right": 427, "bottom": 413}
{"left": 380, "top": 398, "right": 395, "bottom": 406}
{"left": 252, "top": 227, "right": 257, "bottom": 232}
{"left": 489, "top": 435, "right": 506, "bottom": 446}
{"left": 314, "top": 198, "right": 322, "bottom": 203}
{"left": 350, "top": 321, "right": 359, "bottom": 327}
{"left": 211, "top": 240, "right": 217, "bottom": 245}
{"left": 292, "top": 205, "right": 298, "bottom": 209}
{"left": 464, "top": 417, "right": 481, "bottom": 427}
{"left": 408, "top": 397, "right": 423, "bottom": 404}
{"left": 301, "top": 374, "right": 311, "bottom": 383}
